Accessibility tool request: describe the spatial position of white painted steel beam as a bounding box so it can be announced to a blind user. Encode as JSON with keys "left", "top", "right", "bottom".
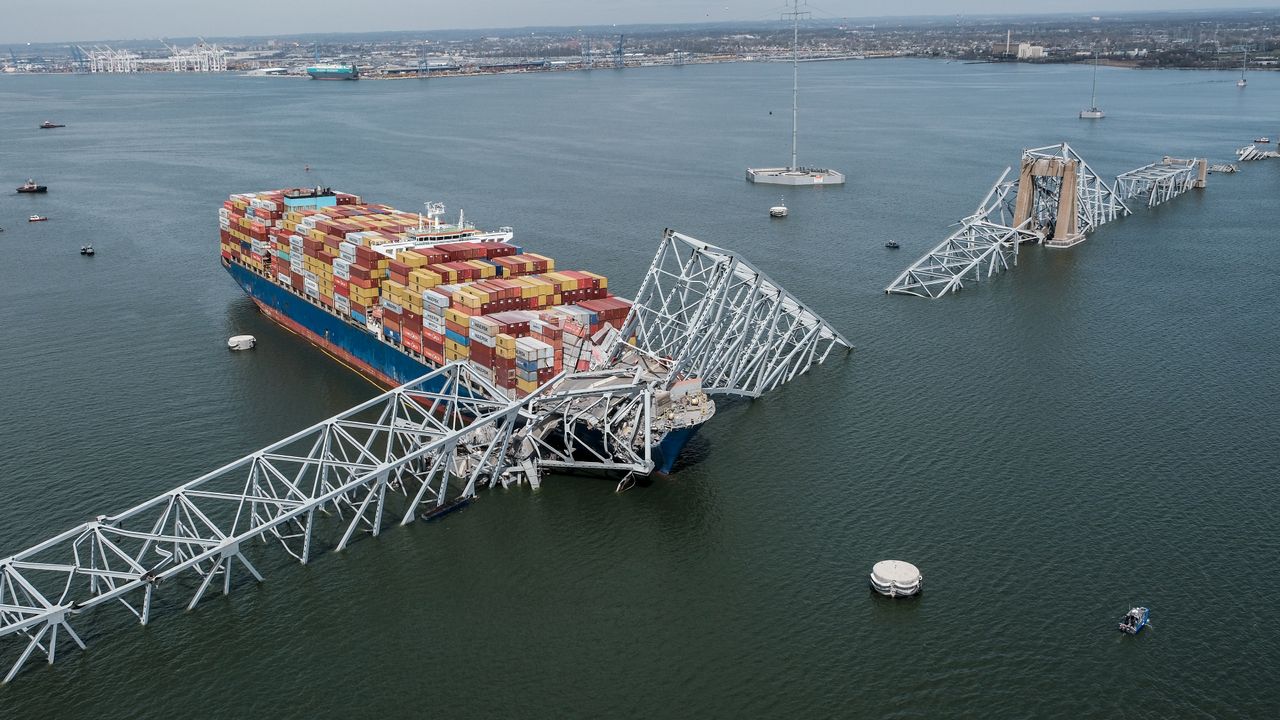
{"left": 0, "top": 230, "right": 845, "bottom": 682}
{"left": 0, "top": 361, "right": 531, "bottom": 682}
{"left": 887, "top": 143, "right": 1143, "bottom": 298}
{"left": 1115, "top": 159, "right": 1200, "bottom": 208}
{"left": 885, "top": 168, "right": 1042, "bottom": 298}
{"left": 617, "top": 230, "right": 851, "bottom": 398}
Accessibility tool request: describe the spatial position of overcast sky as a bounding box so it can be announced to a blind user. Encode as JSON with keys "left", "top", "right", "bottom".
{"left": 4, "top": 1, "right": 1274, "bottom": 44}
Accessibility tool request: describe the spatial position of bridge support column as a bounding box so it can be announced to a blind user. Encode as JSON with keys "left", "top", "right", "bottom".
{"left": 1045, "top": 159, "right": 1085, "bottom": 248}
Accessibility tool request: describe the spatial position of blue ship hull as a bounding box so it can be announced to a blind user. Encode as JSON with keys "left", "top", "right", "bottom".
{"left": 225, "top": 260, "right": 702, "bottom": 474}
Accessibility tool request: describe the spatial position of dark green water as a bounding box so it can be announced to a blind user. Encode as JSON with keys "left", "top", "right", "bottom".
{"left": 1, "top": 60, "right": 1277, "bottom": 717}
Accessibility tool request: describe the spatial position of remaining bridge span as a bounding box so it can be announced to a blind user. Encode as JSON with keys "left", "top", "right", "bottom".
{"left": 1115, "top": 157, "right": 1207, "bottom": 208}
{"left": 887, "top": 143, "right": 1209, "bottom": 299}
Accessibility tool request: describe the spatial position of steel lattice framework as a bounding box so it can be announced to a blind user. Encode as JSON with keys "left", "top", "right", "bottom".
{"left": 884, "top": 168, "right": 1042, "bottom": 298}
{"left": 885, "top": 143, "right": 1168, "bottom": 299}
{"left": 617, "top": 230, "right": 851, "bottom": 398}
{"left": 0, "top": 362, "right": 533, "bottom": 683}
{"left": 1, "top": 230, "right": 849, "bottom": 683}
{"left": 1115, "top": 159, "right": 1201, "bottom": 208}
{"left": 1018, "top": 143, "right": 1129, "bottom": 244}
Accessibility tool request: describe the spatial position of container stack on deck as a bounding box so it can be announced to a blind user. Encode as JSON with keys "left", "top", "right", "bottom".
{"left": 221, "top": 189, "right": 633, "bottom": 396}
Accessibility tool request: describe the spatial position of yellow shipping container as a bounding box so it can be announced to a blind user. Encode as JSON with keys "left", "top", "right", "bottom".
{"left": 444, "top": 308, "right": 472, "bottom": 327}
{"left": 399, "top": 251, "right": 431, "bottom": 268}
{"left": 525, "top": 253, "right": 556, "bottom": 272}
{"left": 465, "top": 260, "right": 497, "bottom": 279}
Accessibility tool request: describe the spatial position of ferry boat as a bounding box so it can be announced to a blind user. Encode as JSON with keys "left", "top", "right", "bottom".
{"left": 220, "top": 187, "right": 708, "bottom": 474}
{"left": 306, "top": 63, "right": 359, "bottom": 81}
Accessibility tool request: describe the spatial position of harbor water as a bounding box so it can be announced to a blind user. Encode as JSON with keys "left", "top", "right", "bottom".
{"left": 1, "top": 60, "right": 1277, "bottom": 717}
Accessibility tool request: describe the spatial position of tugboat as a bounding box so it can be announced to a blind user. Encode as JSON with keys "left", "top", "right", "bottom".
{"left": 1118, "top": 607, "right": 1150, "bottom": 635}
{"left": 885, "top": 240, "right": 901, "bottom": 249}
{"left": 16, "top": 179, "right": 48, "bottom": 194}
{"left": 39, "top": 121, "right": 65, "bottom": 129}
{"left": 80, "top": 245, "right": 95, "bottom": 256}
{"left": 769, "top": 198, "right": 788, "bottom": 218}
{"left": 29, "top": 215, "right": 48, "bottom": 222}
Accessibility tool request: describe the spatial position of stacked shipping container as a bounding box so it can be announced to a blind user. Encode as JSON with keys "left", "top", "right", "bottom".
{"left": 220, "top": 189, "right": 632, "bottom": 396}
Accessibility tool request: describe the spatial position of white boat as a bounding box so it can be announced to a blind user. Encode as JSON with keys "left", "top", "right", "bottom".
{"left": 769, "top": 198, "right": 788, "bottom": 217}
{"left": 1079, "top": 51, "right": 1104, "bottom": 119}
{"left": 1253, "top": 137, "right": 1270, "bottom": 144}
{"left": 746, "top": 0, "right": 844, "bottom": 186}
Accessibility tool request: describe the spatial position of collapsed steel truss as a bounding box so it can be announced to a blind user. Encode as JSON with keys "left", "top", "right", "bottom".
{"left": 617, "top": 230, "right": 851, "bottom": 398}
{"left": 886, "top": 143, "right": 1220, "bottom": 299}
{"left": 0, "top": 362, "right": 533, "bottom": 683}
{"left": 1, "top": 230, "right": 848, "bottom": 682}
{"left": 884, "top": 168, "right": 1041, "bottom": 298}
{"left": 1021, "top": 143, "right": 1129, "bottom": 242}
{"left": 1115, "top": 158, "right": 1201, "bottom": 208}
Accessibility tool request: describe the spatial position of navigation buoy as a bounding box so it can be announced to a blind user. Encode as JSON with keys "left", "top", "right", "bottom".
{"left": 870, "top": 560, "right": 922, "bottom": 597}
{"left": 227, "top": 335, "right": 257, "bottom": 351}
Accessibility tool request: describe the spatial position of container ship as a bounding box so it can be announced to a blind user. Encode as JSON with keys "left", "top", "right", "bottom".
{"left": 219, "top": 187, "right": 705, "bottom": 473}
{"left": 306, "top": 63, "right": 359, "bottom": 80}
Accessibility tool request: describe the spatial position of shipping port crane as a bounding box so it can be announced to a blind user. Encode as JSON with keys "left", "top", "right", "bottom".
{"left": 0, "top": 229, "right": 848, "bottom": 683}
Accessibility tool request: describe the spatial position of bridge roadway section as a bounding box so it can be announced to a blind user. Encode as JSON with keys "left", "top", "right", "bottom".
{"left": 0, "top": 230, "right": 850, "bottom": 683}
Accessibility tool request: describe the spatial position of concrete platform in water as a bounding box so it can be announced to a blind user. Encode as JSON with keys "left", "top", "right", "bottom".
{"left": 746, "top": 167, "right": 845, "bottom": 186}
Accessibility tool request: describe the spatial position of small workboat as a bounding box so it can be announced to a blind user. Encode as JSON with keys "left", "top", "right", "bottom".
{"left": 29, "top": 215, "right": 48, "bottom": 222}
{"left": 39, "top": 121, "right": 65, "bottom": 129}
{"left": 1118, "top": 607, "right": 1149, "bottom": 635}
{"left": 1254, "top": 137, "right": 1271, "bottom": 144}
{"left": 769, "top": 198, "right": 788, "bottom": 217}
{"left": 80, "top": 245, "right": 95, "bottom": 256}
{"left": 17, "top": 179, "right": 48, "bottom": 194}
{"left": 885, "top": 241, "right": 900, "bottom": 249}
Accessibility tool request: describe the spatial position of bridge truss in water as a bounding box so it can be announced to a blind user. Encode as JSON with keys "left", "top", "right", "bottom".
{"left": 0, "top": 231, "right": 849, "bottom": 683}
{"left": 885, "top": 143, "right": 1207, "bottom": 299}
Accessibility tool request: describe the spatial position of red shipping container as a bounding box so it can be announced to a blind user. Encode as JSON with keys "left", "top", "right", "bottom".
{"left": 422, "top": 329, "right": 444, "bottom": 345}
{"left": 403, "top": 332, "right": 423, "bottom": 354}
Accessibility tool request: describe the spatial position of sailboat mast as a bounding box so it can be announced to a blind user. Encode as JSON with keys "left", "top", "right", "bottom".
{"left": 1090, "top": 51, "right": 1098, "bottom": 107}
{"left": 790, "top": 0, "right": 799, "bottom": 171}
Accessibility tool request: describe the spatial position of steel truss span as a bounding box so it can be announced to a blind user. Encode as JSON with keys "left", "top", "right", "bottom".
{"left": 0, "top": 362, "right": 534, "bottom": 684}
{"left": 884, "top": 168, "right": 1042, "bottom": 298}
{"left": 886, "top": 143, "right": 1218, "bottom": 299}
{"left": 1021, "top": 143, "right": 1129, "bottom": 244}
{"left": 617, "top": 230, "right": 851, "bottom": 398}
{"left": 1, "top": 230, "right": 848, "bottom": 682}
{"left": 1115, "top": 158, "right": 1201, "bottom": 208}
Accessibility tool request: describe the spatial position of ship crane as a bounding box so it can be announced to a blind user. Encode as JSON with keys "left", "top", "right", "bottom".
{"left": 0, "top": 229, "right": 849, "bottom": 683}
